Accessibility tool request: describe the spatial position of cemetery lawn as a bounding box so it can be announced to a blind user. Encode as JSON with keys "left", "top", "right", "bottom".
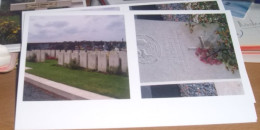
{"left": 26, "top": 60, "right": 130, "bottom": 99}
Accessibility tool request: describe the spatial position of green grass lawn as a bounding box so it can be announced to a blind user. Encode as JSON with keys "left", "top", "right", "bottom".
{"left": 26, "top": 60, "right": 130, "bottom": 99}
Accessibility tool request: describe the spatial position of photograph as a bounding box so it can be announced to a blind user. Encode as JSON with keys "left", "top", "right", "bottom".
{"left": 134, "top": 13, "right": 241, "bottom": 83}
{"left": 0, "top": 0, "right": 21, "bottom": 45}
{"left": 141, "top": 81, "right": 244, "bottom": 98}
{"left": 24, "top": 14, "right": 130, "bottom": 101}
{"left": 129, "top": 0, "right": 220, "bottom": 11}
{"left": 222, "top": 0, "right": 252, "bottom": 18}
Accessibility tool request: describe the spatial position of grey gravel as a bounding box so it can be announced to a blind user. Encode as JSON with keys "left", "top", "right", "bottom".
{"left": 179, "top": 83, "right": 218, "bottom": 97}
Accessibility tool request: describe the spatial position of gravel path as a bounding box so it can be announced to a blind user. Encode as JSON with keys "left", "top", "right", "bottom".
{"left": 179, "top": 83, "right": 217, "bottom": 97}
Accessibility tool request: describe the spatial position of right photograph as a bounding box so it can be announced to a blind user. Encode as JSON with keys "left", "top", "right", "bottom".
{"left": 134, "top": 13, "right": 241, "bottom": 83}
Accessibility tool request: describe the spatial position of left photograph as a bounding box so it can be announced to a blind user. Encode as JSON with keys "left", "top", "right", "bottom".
{"left": 24, "top": 14, "right": 130, "bottom": 101}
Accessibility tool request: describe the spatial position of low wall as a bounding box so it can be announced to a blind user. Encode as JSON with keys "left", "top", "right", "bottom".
{"left": 24, "top": 73, "right": 114, "bottom": 100}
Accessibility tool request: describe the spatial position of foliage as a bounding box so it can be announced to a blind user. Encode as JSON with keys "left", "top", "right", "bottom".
{"left": 26, "top": 60, "right": 130, "bottom": 99}
{"left": 162, "top": 13, "right": 238, "bottom": 72}
{"left": 26, "top": 53, "right": 36, "bottom": 62}
{"left": 67, "top": 59, "right": 81, "bottom": 70}
{"left": 189, "top": 14, "right": 238, "bottom": 73}
{"left": 156, "top": 1, "right": 219, "bottom": 10}
{"left": 109, "top": 66, "right": 121, "bottom": 75}
{"left": 0, "top": 19, "right": 21, "bottom": 44}
{"left": 184, "top": 1, "right": 219, "bottom": 10}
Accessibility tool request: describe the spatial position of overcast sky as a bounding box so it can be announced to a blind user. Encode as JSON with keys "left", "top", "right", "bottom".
{"left": 28, "top": 15, "right": 126, "bottom": 43}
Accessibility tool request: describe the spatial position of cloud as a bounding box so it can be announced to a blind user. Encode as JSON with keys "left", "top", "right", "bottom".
{"left": 45, "top": 21, "right": 68, "bottom": 28}
{"left": 65, "top": 27, "right": 79, "bottom": 34}
{"left": 28, "top": 15, "right": 126, "bottom": 43}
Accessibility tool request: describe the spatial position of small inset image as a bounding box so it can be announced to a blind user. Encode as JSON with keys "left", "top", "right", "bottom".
{"left": 141, "top": 81, "right": 244, "bottom": 98}
{"left": 130, "top": 1, "right": 219, "bottom": 10}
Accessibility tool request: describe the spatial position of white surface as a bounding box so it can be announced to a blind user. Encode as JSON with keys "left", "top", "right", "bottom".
{"left": 0, "top": 45, "right": 11, "bottom": 66}
{"left": 15, "top": 10, "right": 256, "bottom": 130}
{"left": 243, "top": 54, "right": 260, "bottom": 63}
{"left": 3, "top": 44, "right": 21, "bottom": 52}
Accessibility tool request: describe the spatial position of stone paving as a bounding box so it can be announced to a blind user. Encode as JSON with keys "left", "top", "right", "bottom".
{"left": 135, "top": 19, "right": 240, "bottom": 83}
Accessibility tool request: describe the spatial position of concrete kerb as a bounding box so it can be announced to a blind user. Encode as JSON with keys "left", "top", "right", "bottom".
{"left": 24, "top": 73, "right": 114, "bottom": 100}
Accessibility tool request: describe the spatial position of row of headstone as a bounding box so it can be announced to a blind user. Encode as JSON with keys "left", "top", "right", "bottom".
{"left": 27, "top": 50, "right": 128, "bottom": 74}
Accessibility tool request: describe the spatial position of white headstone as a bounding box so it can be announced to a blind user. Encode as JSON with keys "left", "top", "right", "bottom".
{"left": 108, "top": 51, "right": 120, "bottom": 73}
{"left": 64, "top": 51, "right": 71, "bottom": 64}
{"left": 79, "top": 51, "right": 87, "bottom": 68}
{"left": 26, "top": 51, "right": 32, "bottom": 59}
{"left": 40, "top": 50, "right": 46, "bottom": 62}
{"left": 58, "top": 52, "right": 64, "bottom": 65}
{"left": 87, "top": 51, "right": 97, "bottom": 70}
{"left": 35, "top": 50, "right": 41, "bottom": 62}
{"left": 119, "top": 51, "right": 128, "bottom": 73}
{"left": 45, "top": 50, "right": 51, "bottom": 57}
{"left": 50, "top": 50, "right": 56, "bottom": 57}
{"left": 55, "top": 50, "right": 60, "bottom": 58}
{"left": 71, "top": 51, "right": 79, "bottom": 63}
{"left": 98, "top": 51, "right": 108, "bottom": 73}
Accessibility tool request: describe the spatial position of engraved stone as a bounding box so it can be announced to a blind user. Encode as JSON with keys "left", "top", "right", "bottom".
{"left": 135, "top": 19, "right": 240, "bottom": 83}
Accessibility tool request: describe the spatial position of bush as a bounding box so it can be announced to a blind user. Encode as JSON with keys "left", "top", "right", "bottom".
{"left": 66, "top": 59, "right": 81, "bottom": 70}
{"left": 109, "top": 66, "right": 121, "bottom": 75}
{"left": 27, "top": 54, "right": 36, "bottom": 62}
{"left": 0, "top": 19, "right": 21, "bottom": 44}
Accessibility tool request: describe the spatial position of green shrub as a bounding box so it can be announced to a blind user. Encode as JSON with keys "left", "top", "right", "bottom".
{"left": 67, "top": 59, "right": 81, "bottom": 70}
{"left": 27, "top": 53, "right": 36, "bottom": 62}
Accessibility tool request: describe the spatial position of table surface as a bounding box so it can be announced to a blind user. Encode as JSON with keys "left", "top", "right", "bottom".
{"left": 0, "top": 63, "right": 259, "bottom": 130}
